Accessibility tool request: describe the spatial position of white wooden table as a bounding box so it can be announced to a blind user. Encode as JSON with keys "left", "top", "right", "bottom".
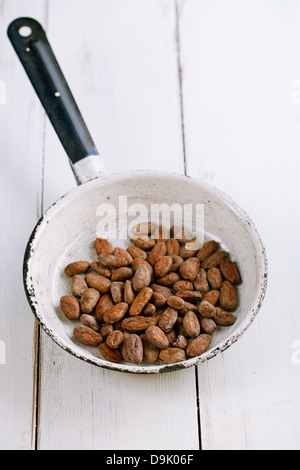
{"left": 1, "top": 0, "right": 300, "bottom": 451}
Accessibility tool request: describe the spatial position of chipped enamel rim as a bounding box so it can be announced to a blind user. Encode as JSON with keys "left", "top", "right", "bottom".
{"left": 23, "top": 170, "right": 268, "bottom": 374}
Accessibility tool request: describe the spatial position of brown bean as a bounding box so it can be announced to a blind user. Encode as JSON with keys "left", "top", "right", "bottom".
{"left": 106, "top": 330, "right": 124, "bottom": 349}
{"left": 220, "top": 259, "right": 240, "bottom": 284}
{"left": 100, "top": 323, "right": 114, "bottom": 338}
{"left": 166, "top": 329, "right": 177, "bottom": 345}
{"left": 140, "top": 334, "right": 160, "bottom": 364}
{"left": 173, "top": 280, "right": 194, "bottom": 292}
{"left": 166, "top": 296, "right": 185, "bottom": 310}
{"left": 156, "top": 272, "right": 181, "bottom": 286}
{"left": 193, "top": 269, "right": 209, "bottom": 294}
{"left": 145, "top": 325, "right": 169, "bottom": 349}
{"left": 127, "top": 245, "right": 147, "bottom": 260}
{"left": 196, "top": 240, "right": 219, "bottom": 261}
{"left": 71, "top": 275, "right": 88, "bottom": 298}
{"left": 186, "top": 334, "right": 211, "bottom": 357}
{"left": 151, "top": 284, "right": 173, "bottom": 299}
{"left": 80, "top": 314, "right": 100, "bottom": 331}
{"left": 85, "top": 272, "right": 111, "bottom": 294}
{"left": 129, "top": 287, "right": 153, "bottom": 316}
{"left": 130, "top": 236, "right": 156, "bottom": 251}
{"left": 131, "top": 258, "right": 154, "bottom": 278}
{"left": 120, "top": 334, "right": 143, "bottom": 364}
{"left": 175, "top": 317, "right": 189, "bottom": 337}
{"left": 214, "top": 307, "right": 237, "bottom": 326}
{"left": 98, "top": 253, "right": 131, "bottom": 268}
{"left": 179, "top": 257, "right": 200, "bottom": 281}
{"left": 90, "top": 261, "right": 112, "bottom": 278}
{"left": 151, "top": 292, "right": 166, "bottom": 308}
{"left": 178, "top": 301, "right": 199, "bottom": 315}
{"left": 60, "top": 295, "right": 80, "bottom": 320}
{"left": 154, "top": 256, "right": 173, "bottom": 278}
{"left": 180, "top": 245, "right": 199, "bottom": 259}
{"left": 103, "top": 302, "right": 128, "bottom": 324}
{"left": 151, "top": 310, "right": 163, "bottom": 326}
{"left": 99, "top": 343, "right": 123, "bottom": 363}
{"left": 110, "top": 281, "right": 125, "bottom": 304}
{"left": 202, "top": 290, "right": 220, "bottom": 306}
{"left": 159, "top": 347, "right": 186, "bottom": 364}
{"left": 166, "top": 238, "right": 180, "bottom": 257}
{"left": 169, "top": 256, "right": 184, "bottom": 272}
{"left": 147, "top": 240, "right": 167, "bottom": 266}
{"left": 94, "top": 238, "right": 113, "bottom": 255}
{"left": 132, "top": 264, "right": 151, "bottom": 292}
{"left": 175, "top": 290, "right": 202, "bottom": 302}
{"left": 124, "top": 280, "right": 135, "bottom": 306}
{"left": 172, "top": 334, "right": 188, "bottom": 349}
{"left": 198, "top": 300, "right": 217, "bottom": 318}
{"left": 199, "top": 317, "right": 217, "bottom": 334}
{"left": 201, "top": 251, "right": 229, "bottom": 269}
{"left": 111, "top": 267, "right": 133, "bottom": 282}
{"left": 73, "top": 326, "right": 103, "bottom": 347}
{"left": 95, "top": 293, "right": 114, "bottom": 322}
{"left": 121, "top": 316, "right": 157, "bottom": 332}
{"left": 219, "top": 281, "right": 237, "bottom": 311}
{"left": 159, "top": 307, "right": 178, "bottom": 332}
{"left": 65, "top": 261, "right": 90, "bottom": 277}
{"left": 142, "top": 303, "right": 156, "bottom": 316}
{"left": 183, "top": 311, "right": 200, "bottom": 338}
{"left": 80, "top": 288, "right": 100, "bottom": 314}
{"left": 114, "top": 247, "right": 133, "bottom": 265}
{"left": 207, "top": 267, "right": 223, "bottom": 290}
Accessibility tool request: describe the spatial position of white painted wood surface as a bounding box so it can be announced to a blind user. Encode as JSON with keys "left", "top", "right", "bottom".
{"left": 1, "top": 0, "right": 300, "bottom": 450}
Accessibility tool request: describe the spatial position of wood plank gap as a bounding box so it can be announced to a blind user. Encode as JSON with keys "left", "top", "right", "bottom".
{"left": 40, "top": 105, "right": 47, "bottom": 215}
{"left": 40, "top": 0, "right": 49, "bottom": 216}
{"left": 194, "top": 367, "right": 202, "bottom": 450}
{"left": 175, "top": 0, "right": 201, "bottom": 450}
{"left": 34, "top": 0, "right": 50, "bottom": 450}
{"left": 175, "top": 0, "right": 187, "bottom": 176}
{"left": 30, "top": 320, "right": 39, "bottom": 449}
{"left": 32, "top": 321, "right": 41, "bottom": 450}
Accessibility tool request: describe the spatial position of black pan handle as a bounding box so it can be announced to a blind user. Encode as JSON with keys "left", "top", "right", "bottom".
{"left": 7, "top": 17, "right": 100, "bottom": 166}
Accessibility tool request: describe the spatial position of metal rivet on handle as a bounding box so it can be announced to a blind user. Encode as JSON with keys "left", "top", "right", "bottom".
{"left": 18, "top": 26, "right": 32, "bottom": 37}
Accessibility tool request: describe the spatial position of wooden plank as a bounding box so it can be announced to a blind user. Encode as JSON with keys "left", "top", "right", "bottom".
{"left": 37, "top": 0, "right": 199, "bottom": 450}
{"left": 0, "top": 0, "right": 48, "bottom": 450}
{"left": 178, "top": 0, "right": 300, "bottom": 449}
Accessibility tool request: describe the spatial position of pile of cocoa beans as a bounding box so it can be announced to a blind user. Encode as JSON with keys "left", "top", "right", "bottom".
{"left": 60, "top": 223, "right": 241, "bottom": 366}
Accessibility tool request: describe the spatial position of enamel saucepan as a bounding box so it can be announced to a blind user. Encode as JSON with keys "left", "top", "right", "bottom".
{"left": 8, "top": 18, "right": 268, "bottom": 374}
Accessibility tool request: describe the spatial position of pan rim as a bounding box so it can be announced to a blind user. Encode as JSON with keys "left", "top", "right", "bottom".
{"left": 23, "top": 169, "right": 268, "bottom": 374}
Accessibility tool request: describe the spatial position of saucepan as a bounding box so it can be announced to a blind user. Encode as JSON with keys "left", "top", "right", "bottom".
{"left": 8, "top": 18, "right": 268, "bottom": 374}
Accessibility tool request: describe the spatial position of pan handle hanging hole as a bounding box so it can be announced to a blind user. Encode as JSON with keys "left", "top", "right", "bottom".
{"left": 18, "top": 26, "right": 32, "bottom": 37}
{"left": 54, "top": 92, "right": 61, "bottom": 97}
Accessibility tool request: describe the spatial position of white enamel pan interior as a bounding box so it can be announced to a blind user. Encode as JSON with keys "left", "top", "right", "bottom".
{"left": 9, "top": 18, "right": 268, "bottom": 374}
{"left": 23, "top": 170, "right": 268, "bottom": 374}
